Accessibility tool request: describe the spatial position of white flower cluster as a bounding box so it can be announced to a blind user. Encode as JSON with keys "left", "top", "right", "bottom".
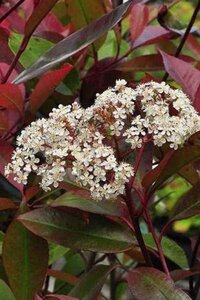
{"left": 5, "top": 80, "right": 200, "bottom": 200}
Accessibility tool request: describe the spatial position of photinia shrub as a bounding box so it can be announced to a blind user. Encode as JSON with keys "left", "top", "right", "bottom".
{"left": 0, "top": 0, "right": 200, "bottom": 299}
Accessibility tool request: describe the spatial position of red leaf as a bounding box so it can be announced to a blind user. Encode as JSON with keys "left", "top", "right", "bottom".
{"left": 133, "top": 25, "right": 172, "bottom": 49}
{"left": 0, "top": 198, "right": 16, "bottom": 210}
{"left": 0, "top": 141, "right": 24, "bottom": 194}
{"left": 0, "top": 83, "right": 23, "bottom": 114}
{"left": 25, "top": 0, "right": 59, "bottom": 37}
{"left": 160, "top": 50, "right": 200, "bottom": 110}
{"left": 30, "top": 64, "right": 73, "bottom": 113}
{"left": 130, "top": 3, "right": 149, "bottom": 41}
{"left": 116, "top": 54, "right": 194, "bottom": 72}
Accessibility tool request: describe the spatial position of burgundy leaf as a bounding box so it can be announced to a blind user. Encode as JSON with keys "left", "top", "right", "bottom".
{"left": 143, "top": 145, "right": 200, "bottom": 192}
{"left": 160, "top": 50, "right": 200, "bottom": 110}
{"left": 80, "top": 58, "right": 122, "bottom": 107}
{"left": 24, "top": 0, "right": 59, "bottom": 37}
{"left": 30, "top": 64, "right": 73, "bottom": 113}
{"left": 132, "top": 25, "right": 172, "bottom": 49}
{"left": 116, "top": 54, "right": 194, "bottom": 72}
{"left": 130, "top": 3, "right": 149, "bottom": 41}
{"left": 0, "top": 28, "right": 19, "bottom": 67}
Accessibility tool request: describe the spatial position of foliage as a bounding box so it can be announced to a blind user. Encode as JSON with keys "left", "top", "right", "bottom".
{"left": 0, "top": 0, "right": 200, "bottom": 299}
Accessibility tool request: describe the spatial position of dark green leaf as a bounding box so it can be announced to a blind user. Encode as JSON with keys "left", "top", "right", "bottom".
{"left": 143, "top": 234, "right": 188, "bottom": 268}
{"left": 18, "top": 207, "right": 136, "bottom": 253}
{"left": 13, "top": 0, "right": 133, "bottom": 83}
{"left": 0, "top": 279, "right": 15, "bottom": 300}
{"left": 171, "top": 183, "right": 200, "bottom": 221}
{"left": 128, "top": 267, "right": 191, "bottom": 300}
{"left": 69, "top": 264, "right": 116, "bottom": 299}
{"left": 3, "top": 220, "right": 48, "bottom": 300}
{"left": 52, "top": 192, "right": 125, "bottom": 216}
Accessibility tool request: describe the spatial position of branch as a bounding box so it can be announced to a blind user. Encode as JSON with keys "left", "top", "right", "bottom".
{"left": 162, "top": 0, "right": 200, "bottom": 81}
{"left": 0, "top": 0, "right": 25, "bottom": 24}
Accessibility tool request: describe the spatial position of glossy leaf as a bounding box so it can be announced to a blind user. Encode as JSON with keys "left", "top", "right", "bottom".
{"left": 143, "top": 234, "right": 188, "bottom": 268}
{"left": 52, "top": 192, "right": 125, "bottom": 216}
{"left": 0, "top": 279, "right": 16, "bottom": 300}
{"left": 143, "top": 146, "right": 200, "bottom": 192}
{"left": 0, "top": 83, "right": 23, "bottom": 114}
{"left": 160, "top": 50, "right": 200, "bottom": 110}
{"left": 13, "top": 0, "right": 133, "bottom": 83}
{"left": 69, "top": 264, "right": 116, "bottom": 299}
{"left": 18, "top": 207, "right": 136, "bottom": 252}
{"left": 127, "top": 268, "right": 192, "bottom": 300}
{"left": 30, "top": 64, "right": 73, "bottom": 113}
{"left": 132, "top": 25, "right": 172, "bottom": 49}
{"left": 171, "top": 183, "right": 200, "bottom": 221}
{"left": 3, "top": 220, "right": 48, "bottom": 300}
{"left": 130, "top": 3, "right": 149, "bottom": 41}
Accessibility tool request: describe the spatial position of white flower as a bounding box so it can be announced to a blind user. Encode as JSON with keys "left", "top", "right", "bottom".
{"left": 5, "top": 80, "right": 200, "bottom": 201}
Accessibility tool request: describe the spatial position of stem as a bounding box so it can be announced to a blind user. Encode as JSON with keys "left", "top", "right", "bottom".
{"left": 1, "top": 37, "right": 29, "bottom": 83}
{"left": 128, "top": 143, "right": 145, "bottom": 189}
{"left": 145, "top": 209, "right": 170, "bottom": 277}
{"left": 0, "top": 0, "right": 25, "bottom": 24}
{"left": 86, "top": 252, "right": 96, "bottom": 272}
{"left": 162, "top": 0, "right": 200, "bottom": 81}
{"left": 159, "top": 221, "right": 172, "bottom": 243}
{"left": 125, "top": 187, "right": 152, "bottom": 267}
{"left": 109, "top": 254, "right": 117, "bottom": 300}
{"left": 189, "top": 235, "right": 200, "bottom": 298}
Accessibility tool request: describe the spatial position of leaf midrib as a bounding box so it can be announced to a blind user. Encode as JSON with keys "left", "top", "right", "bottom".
{"left": 20, "top": 217, "right": 134, "bottom": 247}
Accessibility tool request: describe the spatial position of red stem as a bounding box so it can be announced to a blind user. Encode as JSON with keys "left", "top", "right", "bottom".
{"left": 125, "top": 186, "right": 152, "bottom": 267}
{"left": 0, "top": 0, "right": 25, "bottom": 24}
{"left": 162, "top": 0, "right": 200, "bottom": 81}
{"left": 145, "top": 208, "right": 170, "bottom": 277}
{"left": 128, "top": 143, "right": 145, "bottom": 190}
{"left": 159, "top": 221, "right": 172, "bottom": 243}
